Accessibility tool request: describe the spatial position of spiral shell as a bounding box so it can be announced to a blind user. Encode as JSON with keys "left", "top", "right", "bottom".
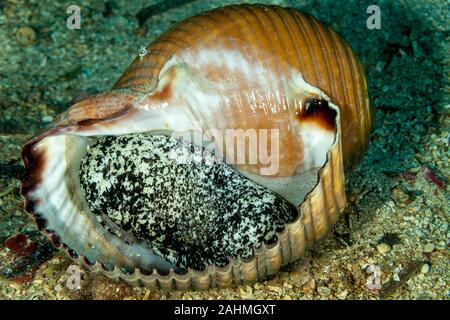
{"left": 21, "top": 4, "right": 373, "bottom": 290}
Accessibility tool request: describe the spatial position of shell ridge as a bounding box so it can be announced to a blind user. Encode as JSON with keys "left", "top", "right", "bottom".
{"left": 291, "top": 11, "right": 320, "bottom": 86}
{"left": 342, "top": 40, "right": 364, "bottom": 162}
{"left": 308, "top": 16, "right": 340, "bottom": 111}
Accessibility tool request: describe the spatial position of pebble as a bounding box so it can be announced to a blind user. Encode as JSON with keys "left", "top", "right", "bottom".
{"left": 336, "top": 290, "right": 348, "bottom": 300}
{"left": 393, "top": 273, "right": 401, "bottom": 282}
{"left": 283, "top": 282, "right": 293, "bottom": 290}
{"left": 375, "top": 61, "right": 387, "bottom": 72}
{"left": 16, "top": 26, "right": 36, "bottom": 45}
{"left": 387, "top": 200, "right": 396, "bottom": 209}
{"left": 182, "top": 293, "right": 193, "bottom": 300}
{"left": 239, "top": 286, "right": 255, "bottom": 300}
{"left": 302, "top": 279, "right": 316, "bottom": 295}
{"left": 376, "top": 243, "right": 392, "bottom": 254}
{"left": 142, "top": 291, "right": 150, "bottom": 300}
{"left": 391, "top": 187, "right": 409, "bottom": 205}
{"left": 421, "top": 263, "right": 430, "bottom": 274}
{"left": 317, "top": 286, "right": 331, "bottom": 296}
{"left": 253, "top": 290, "right": 264, "bottom": 298}
{"left": 42, "top": 115, "right": 54, "bottom": 123}
{"left": 267, "top": 285, "right": 283, "bottom": 295}
{"left": 423, "top": 243, "right": 435, "bottom": 253}
{"left": 409, "top": 167, "right": 422, "bottom": 173}
{"left": 290, "top": 272, "right": 311, "bottom": 286}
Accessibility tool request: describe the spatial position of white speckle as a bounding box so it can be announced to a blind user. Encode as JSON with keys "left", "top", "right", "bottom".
{"left": 138, "top": 45, "right": 148, "bottom": 61}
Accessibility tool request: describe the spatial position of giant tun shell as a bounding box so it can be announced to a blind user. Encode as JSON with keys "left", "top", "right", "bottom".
{"left": 21, "top": 4, "right": 373, "bottom": 289}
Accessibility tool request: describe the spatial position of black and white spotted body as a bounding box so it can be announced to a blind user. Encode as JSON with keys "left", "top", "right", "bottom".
{"left": 79, "top": 134, "right": 296, "bottom": 270}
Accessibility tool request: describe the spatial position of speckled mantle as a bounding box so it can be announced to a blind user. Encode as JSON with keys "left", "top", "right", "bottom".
{"left": 80, "top": 134, "right": 295, "bottom": 270}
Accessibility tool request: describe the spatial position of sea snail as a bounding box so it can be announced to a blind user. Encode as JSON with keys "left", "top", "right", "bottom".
{"left": 21, "top": 4, "right": 373, "bottom": 290}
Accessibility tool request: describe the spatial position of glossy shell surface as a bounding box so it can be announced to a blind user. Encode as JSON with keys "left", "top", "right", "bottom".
{"left": 21, "top": 4, "right": 373, "bottom": 290}
{"left": 113, "top": 4, "right": 373, "bottom": 168}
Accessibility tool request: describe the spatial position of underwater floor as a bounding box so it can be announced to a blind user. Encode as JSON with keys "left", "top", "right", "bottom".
{"left": 0, "top": 0, "right": 448, "bottom": 299}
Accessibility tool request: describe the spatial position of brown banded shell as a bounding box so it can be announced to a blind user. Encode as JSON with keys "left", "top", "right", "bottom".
{"left": 116, "top": 4, "right": 373, "bottom": 169}
{"left": 21, "top": 4, "right": 373, "bottom": 290}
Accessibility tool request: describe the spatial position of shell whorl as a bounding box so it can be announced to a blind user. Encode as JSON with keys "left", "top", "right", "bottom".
{"left": 114, "top": 4, "right": 373, "bottom": 169}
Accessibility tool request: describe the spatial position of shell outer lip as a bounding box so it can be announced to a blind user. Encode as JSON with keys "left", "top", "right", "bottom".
{"left": 20, "top": 131, "right": 184, "bottom": 274}
{"left": 21, "top": 127, "right": 66, "bottom": 217}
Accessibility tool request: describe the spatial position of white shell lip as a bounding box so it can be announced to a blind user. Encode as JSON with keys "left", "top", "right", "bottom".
{"left": 21, "top": 128, "right": 182, "bottom": 275}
